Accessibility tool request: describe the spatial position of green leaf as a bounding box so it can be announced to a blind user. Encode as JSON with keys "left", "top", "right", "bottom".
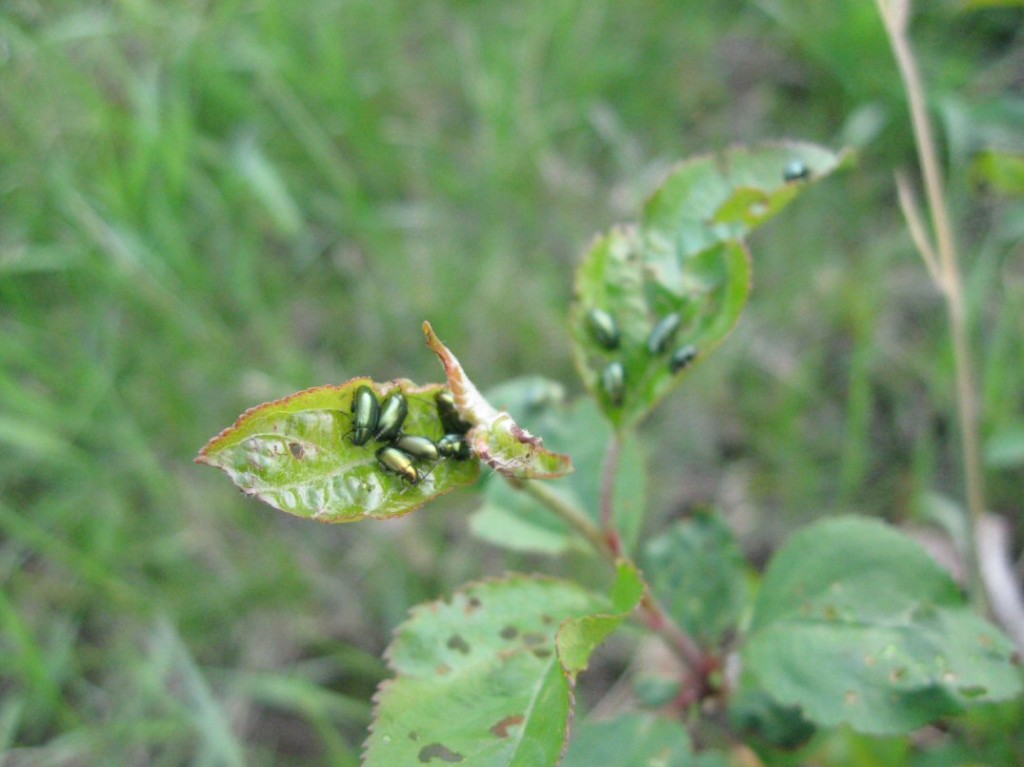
{"left": 561, "top": 714, "right": 695, "bottom": 767}
{"left": 424, "top": 323, "right": 572, "bottom": 479}
{"left": 985, "top": 425, "right": 1024, "bottom": 469}
{"left": 470, "top": 395, "right": 646, "bottom": 556}
{"left": 571, "top": 142, "right": 850, "bottom": 428}
{"left": 364, "top": 576, "right": 609, "bottom": 767}
{"left": 970, "top": 150, "right": 1024, "bottom": 197}
{"left": 557, "top": 561, "right": 644, "bottom": 678}
{"left": 471, "top": 481, "right": 576, "bottom": 556}
{"left": 744, "top": 516, "right": 1023, "bottom": 735}
{"left": 641, "top": 511, "right": 750, "bottom": 647}
{"left": 728, "top": 685, "right": 816, "bottom": 750}
{"left": 196, "top": 379, "right": 480, "bottom": 522}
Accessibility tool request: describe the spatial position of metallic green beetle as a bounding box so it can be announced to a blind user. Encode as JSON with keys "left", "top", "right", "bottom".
{"left": 374, "top": 391, "right": 408, "bottom": 442}
{"left": 350, "top": 385, "right": 379, "bottom": 446}
{"left": 601, "top": 361, "right": 626, "bottom": 406}
{"left": 647, "top": 312, "right": 682, "bottom": 355}
{"left": 394, "top": 434, "right": 440, "bottom": 462}
{"left": 668, "top": 345, "right": 698, "bottom": 374}
{"left": 376, "top": 445, "right": 420, "bottom": 485}
{"left": 437, "top": 433, "right": 471, "bottom": 460}
{"left": 783, "top": 159, "right": 810, "bottom": 182}
{"left": 435, "top": 390, "right": 472, "bottom": 435}
{"left": 586, "top": 308, "right": 620, "bottom": 350}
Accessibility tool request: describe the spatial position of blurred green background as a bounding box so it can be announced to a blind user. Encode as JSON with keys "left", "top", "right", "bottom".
{"left": 1, "top": 0, "right": 1022, "bottom": 763}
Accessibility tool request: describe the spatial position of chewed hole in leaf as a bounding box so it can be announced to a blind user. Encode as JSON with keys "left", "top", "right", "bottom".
{"left": 489, "top": 715, "right": 524, "bottom": 739}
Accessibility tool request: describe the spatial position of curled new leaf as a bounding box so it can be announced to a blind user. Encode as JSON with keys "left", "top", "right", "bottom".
{"left": 196, "top": 379, "right": 480, "bottom": 522}
{"left": 423, "top": 322, "right": 572, "bottom": 479}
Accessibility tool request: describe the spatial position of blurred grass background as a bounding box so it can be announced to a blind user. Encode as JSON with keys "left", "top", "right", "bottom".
{"left": 1, "top": 0, "right": 1022, "bottom": 763}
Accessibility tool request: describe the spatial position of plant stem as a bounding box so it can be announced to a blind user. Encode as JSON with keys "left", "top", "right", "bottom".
{"left": 876, "top": 0, "right": 987, "bottom": 607}
{"left": 513, "top": 476, "right": 706, "bottom": 674}
{"left": 599, "top": 434, "right": 623, "bottom": 556}
{"left": 516, "top": 479, "right": 613, "bottom": 557}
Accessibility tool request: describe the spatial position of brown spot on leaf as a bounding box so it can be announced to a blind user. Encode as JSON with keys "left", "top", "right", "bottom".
{"left": 523, "top": 632, "right": 546, "bottom": 646}
{"left": 500, "top": 625, "right": 518, "bottom": 640}
{"left": 844, "top": 691, "right": 860, "bottom": 705}
{"left": 863, "top": 654, "right": 876, "bottom": 667}
{"left": 288, "top": 442, "right": 305, "bottom": 459}
{"left": 531, "top": 648, "right": 552, "bottom": 659}
{"left": 447, "top": 634, "right": 471, "bottom": 654}
{"left": 466, "top": 596, "right": 482, "bottom": 613}
{"left": 489, "top": 715, "right": 524, "bottom": 738}
{"left": 890, "top": 667, "right": 907, "bottom": 683}
{"left": 418, "top": 743, "right": 464, "bottom": 763}
{"left": 435, "top": 664, "right": 451, "bottom": 675}
{"left": 540, "top": 614, "right": 553, "bottom": 625}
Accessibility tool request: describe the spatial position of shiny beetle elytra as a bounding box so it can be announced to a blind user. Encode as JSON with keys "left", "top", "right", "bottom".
{"left": 435, "top": 390, "right": 472, "bottom": 435}
{"left": 374, "top": 391, "right": 408, "bottom": 442}
{"left": 647, "top": 312, "right": 682, "bottom": 355}
{"left": 668, "top": 344, "right": 698, "bottom": 374}
{"left": 376, "top": 445, "right": 420, "bottom": 485}
{"left": 437, "top": 433, "right": 471, "bottom": 460}
{"left": 783, "top": 159, "right": 810, "bottom": 182}
{"left": 393, "top": 434, "right": 440, "bottom": 462}
{"left": 586, "top": 308, "right": 620, "bottom": 350}
{"left": 350, "top": 385, "right": 379, "bottom": 446}
{"left": 601, "top": 361, "right": 626, "bottom": 406}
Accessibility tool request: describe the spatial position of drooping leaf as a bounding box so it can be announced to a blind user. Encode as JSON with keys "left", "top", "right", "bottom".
{"left": 196, "top": 379, "right": 480, "bottom": 522}
{"left": 364, "top": 572, "right": 638, "bottom": 767}
{"left": 561, "top": 713, "right": 695, "bottom": 767}
{"left": 641, "top": 511, "right": 750, "bottom": 647}
{"left": 423, "top": 323, "right": 572, "bottom": 479}
{"left": 743, "top": 516, "right": 1023, "bottom": 735}
{"left": 470, "top": 393, "right": 646, "bottom": 556}
{"left": 571, "top": 142, "right": 850, "bottom": 428}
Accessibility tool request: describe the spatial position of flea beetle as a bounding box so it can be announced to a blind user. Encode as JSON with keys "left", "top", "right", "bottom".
{"left": 668, "top": 344, "right": 698, "bottom": 373}
{"left": 586, "top": 308, "right": 620, "bottom": 350}
{"left": 350, "top": 385, "right": 379, "bottom": 446}
{"left": 601, "top": 361, "right": 626, "bottom": 406}
{"left": 435, "top": 390, "right": 472, "bottom": 435}
{"left": 647, "top": 313, "right": 682, "bottom": 355}
{"left": 783, "top": 159, "right": 810, "bottom": 182}
{"left": 374, "top": 391, "right": 408, "bottom": 442}
{"left": 376, "top": 445, "right": 420, "bottom": 485}
{"left": 394, "top": 434, "right": 439, "bottom": 462}
{"left": 437, "top": 433, "right": 471, "bottom": 460}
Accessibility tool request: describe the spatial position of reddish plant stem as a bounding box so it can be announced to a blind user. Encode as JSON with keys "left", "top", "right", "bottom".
{"left": 514, "top": 459, "right": 708, "bottom": 679}
{"left": 599, "top": 434, "right": 622, "bottom": 534}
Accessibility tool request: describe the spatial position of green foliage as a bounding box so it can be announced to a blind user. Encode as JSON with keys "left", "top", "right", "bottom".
{"left": 197, "top": 379, "right": 480, "bottom": 521}
{"left": 471, "top": 391, "right": 647, "bottom": 556}
{"left": 364, "top": 570, "right": 641, "bottom": 767}
{"left": 561, "top": 714, "right": 700, "bottom": 767}
{"left": 3, "top": 0, "right": 1023, "bottom": 764}
{"left": 191, "top": 133, "right": 1021, "bottom": 763}
{"left": 743, "top": 517, "right": 1022, "bottom": 735}
{"left": 570, "top": 142, "right": 851, "bottom": 428}
{"left": 641, "top": 511, "right": 750, "bottom": 647}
